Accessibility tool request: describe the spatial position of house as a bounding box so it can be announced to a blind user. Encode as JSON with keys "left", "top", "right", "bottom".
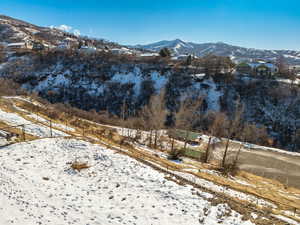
{"left": 79, "top": 46, "right": 97, "bottom": 53}
{"left": 172, "top": 54, "right": 197, "bottom": 61}
{"left": 191, "top": 73, "right": 206, "bottom": 82}
{"left": 139, "top": 52, "right": 159, "bottom": 57}
{"left": 6, "top": 41, "right": 33, "bottom": 51}
{"left": 235, "top": 62, "right": 252, "bottom": 75}
{"left": 255, "top": 63, "right": 278, "bottom": 77}
{"left": 236, "top": 61, "right": 278, "bottom": 77}
{"left": 32, "top": 41, "right": 46, "bottom": 51}
{"left": 57, "top": 41, "right": 71, "bottom": 50}
{"left": 174, "top": 54, "right": 189, "bottom": 60}
{"left": 111, "top": 47, "right": 133, "bottom": 55}
{"left": 56, "top": 38, "right": 77, "bottom": 50}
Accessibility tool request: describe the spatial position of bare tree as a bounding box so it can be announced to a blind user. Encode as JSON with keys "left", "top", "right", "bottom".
{"left": 0, "top": 44, "right": 5, "bottom": 63}
{"left": 221, "top": 104, "right": 244, "bottom": 167}
{"left": 175, "top": 97, "right": 203, "bottom": 153}
{"left": 141, "top": 90, "right": 167, "bottom": 148}
{"left": 276, "top": 55, "right": 288, "bottom": 76}
{"left": 201, "top": 54, "right": 235, "bottom": 77}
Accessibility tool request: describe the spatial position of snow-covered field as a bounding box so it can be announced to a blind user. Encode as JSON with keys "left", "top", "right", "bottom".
{"left": 0, "top": 108, "right": 68, "bottom": 137}
{"left": 0, "top": 96, "right": 298, "bottom": 224}
{"left": 0, "top": 137, "right": 255, "bottom": 225}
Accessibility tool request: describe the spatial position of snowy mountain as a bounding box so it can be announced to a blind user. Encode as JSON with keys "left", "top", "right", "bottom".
{"left": 0, "top": 14, "right": 121, "bottom": 49}
{"left": 134, "top": 39, "right": 300, "bottom": 65}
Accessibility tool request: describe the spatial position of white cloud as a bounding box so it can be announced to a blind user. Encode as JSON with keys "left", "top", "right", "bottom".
{"left": 73, "top": 29, "right": 81, "bottom": 36}
{"left": 56, "top": 24, "right": 73, "bottom": 32}
{"left": 50, "top": 24, "right": 81, "bottom": 36}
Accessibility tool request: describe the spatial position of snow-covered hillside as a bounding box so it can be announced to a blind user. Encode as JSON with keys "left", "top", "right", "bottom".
{"left": 2, "top": 50, "right": 300, "bottom": 152}
{"left": 0, "top": 137, "right": 256, "bottom": 225}
{"left": 0, "top": 96, "right": 299, "bottom": 225}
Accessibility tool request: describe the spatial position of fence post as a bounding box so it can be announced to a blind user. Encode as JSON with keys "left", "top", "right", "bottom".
{"left": 22, "top": 125, "right": 26, "bottom": 141}
{"left": 49, "top": 120, "right": 53, "bottom": 138}
{"left": 204, "top": 137, "right": 212, "bottom": 163}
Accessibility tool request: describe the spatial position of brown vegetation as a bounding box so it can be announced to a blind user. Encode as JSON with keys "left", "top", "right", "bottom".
{"left": 71, "top": 161, "right": 90, "bottom": 171}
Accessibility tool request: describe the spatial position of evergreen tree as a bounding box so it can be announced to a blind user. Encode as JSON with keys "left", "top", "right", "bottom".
{"left": 186, "top": 55, "right": 192, "bottom": 65}
{"left": 159, "top": 48, "right": 171, "bottom": 57}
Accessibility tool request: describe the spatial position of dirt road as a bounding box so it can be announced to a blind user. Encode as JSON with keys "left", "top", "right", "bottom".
{"left": 226, "top": 147, "right": 300, "bottom": 188}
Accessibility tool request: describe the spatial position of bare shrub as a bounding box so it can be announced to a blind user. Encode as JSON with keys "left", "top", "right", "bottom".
{"left": 243, "top": 123, "right": 270, "bottom": 146}
{"left": 0, "top": 78, "right": 25, "bottom": 96}
{"left": 167, "top": 148, "right": 183, "bottom": 160}
{"left": 218, "top": 163, "right": 239, "bottom": 177}
{"left": 71, "top": 161, "right": 90, "bottom": 171}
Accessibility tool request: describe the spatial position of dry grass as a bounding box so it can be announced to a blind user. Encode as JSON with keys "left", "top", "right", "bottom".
{"left": 71, "top": 161, "right": 90, "bottom": 171}
{"left": 180, "top": 168, "right": 300, "bottom": 223}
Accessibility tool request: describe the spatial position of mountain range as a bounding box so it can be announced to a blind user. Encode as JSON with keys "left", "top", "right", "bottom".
{"left": 1, "top": 14, "right": 300, "bottom": 65}
{"left": 134, "top": 39, "right": 300, "bottom": 65}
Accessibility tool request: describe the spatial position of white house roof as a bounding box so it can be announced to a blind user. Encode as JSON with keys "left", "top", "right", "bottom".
{"left": 80, "top": 46, "right": 96, "bottom": 50}
{"left": 140, "top": 53, "right": 159, "bottom": 57}
{"left": 192, "top": 73, "right": 206, "bottom": 78}
{"left": 111, "top": 48, "right": 132, "bottom": 54}
{"left": 264, "top": 63, "right": 278, "bottom": 69}
{"left": 247, "top": 62, "right": 260, "bottom": 68}
{"left": 7, "top": 43, "right": 26, "bottom": 47}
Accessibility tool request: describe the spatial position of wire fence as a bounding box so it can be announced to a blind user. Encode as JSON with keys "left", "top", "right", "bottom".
{"left": 0, "top": 119, "right": 61, "bottom": 145}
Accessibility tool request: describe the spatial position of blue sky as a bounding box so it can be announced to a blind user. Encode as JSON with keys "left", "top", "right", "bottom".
{"left": 1, "top": 0, "right": 300, "bottom": 50}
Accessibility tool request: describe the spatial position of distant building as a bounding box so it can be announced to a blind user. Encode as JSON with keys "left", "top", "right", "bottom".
{"left": 173, "top": 54, "right": 189, "bottom": 60}
{"left": 79, "top": 46, "right": 97, "bottom": 53}
{"left": 236, "top": 61, "right": 278, "bottom": 77}
{"left": 256, "top": 63, "right": 278, "bottom": 77}
{"left": 172, "top": 54, "right": 197, "bottom": 61}
{"left": 6, "top": 41, "right": 33, "bottom": 51}
{"left": 32, "top": 41, "right": 46, "bottom": 51}
{"left": 191, "top": 73, "right": 206, "bottom": 82}
{"left": 289, "top": 65, "right": 300, "bottom": 72}
{"left": 111, "top": 47, "right": 132, "bottom": 55}
{"left": 139, "top": 53, "right": 159, "bottom": 57}
{"left": 56, "top": 38, "right": 77, "bottom": 50}
{"left": 235, "top": 62, "right": 252, "bottom": 75}
{"left": 57, "top": 41, "right": 71, "bottom": 50}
